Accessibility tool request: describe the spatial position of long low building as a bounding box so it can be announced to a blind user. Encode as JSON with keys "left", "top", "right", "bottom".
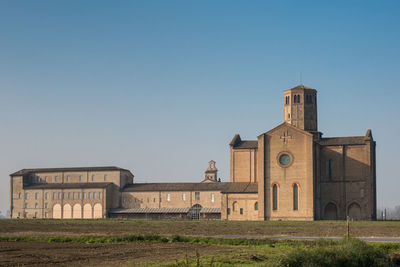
{"left": 10, "top": 162, "right": 258, "bottom": 220}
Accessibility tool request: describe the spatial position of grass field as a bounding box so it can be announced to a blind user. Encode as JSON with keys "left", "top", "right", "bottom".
{"left": 1, "top": 219, "right": 400, "bottom": 266}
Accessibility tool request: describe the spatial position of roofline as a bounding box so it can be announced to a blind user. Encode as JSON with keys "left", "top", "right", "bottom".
{"left": 258, "top": 122, "right": 314, "bottom": 138}
{"left": 283, "top": 84, "right": 316, "bottom": 92}
{"left": 10, "top": 166, "right": 133, "bottom": 177}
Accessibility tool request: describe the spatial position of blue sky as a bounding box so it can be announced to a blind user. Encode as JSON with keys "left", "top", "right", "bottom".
{"left": 1, "top": 1, "right": 399, "bottom": 214}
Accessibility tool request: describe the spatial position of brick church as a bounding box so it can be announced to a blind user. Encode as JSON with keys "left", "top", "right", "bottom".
{"left": 10, "top": 85, "right": 376, "bottom": 220}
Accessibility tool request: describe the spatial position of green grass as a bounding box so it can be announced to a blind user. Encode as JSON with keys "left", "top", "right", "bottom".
{"left": 155, "top": 238, "right": 399, "bottom": 267}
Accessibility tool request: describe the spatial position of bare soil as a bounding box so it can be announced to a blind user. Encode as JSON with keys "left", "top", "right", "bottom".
{"left": 0, "top": 241, "right": 240, "bottom": 266}
{"left": 1, "top": 219, "right": 400, "bottom": 238}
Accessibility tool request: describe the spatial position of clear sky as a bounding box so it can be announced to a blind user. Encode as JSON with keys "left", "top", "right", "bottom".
{"left": 1, "top": 1, "right": 399, "bottom": 214}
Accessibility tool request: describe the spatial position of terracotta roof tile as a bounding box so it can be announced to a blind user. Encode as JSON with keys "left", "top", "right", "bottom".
{"left": 10, "top": 166, "right": 132, "bottom": 177}
{"left": 123, "top": 182, "right": 230, "bottom": 192}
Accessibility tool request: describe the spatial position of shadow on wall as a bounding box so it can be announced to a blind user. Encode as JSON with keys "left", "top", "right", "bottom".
{"left": 320, "top": 147, "right": 373, "bottom": 221}
{"left": 121, "top": 194, "right": 141, "bottom": 208}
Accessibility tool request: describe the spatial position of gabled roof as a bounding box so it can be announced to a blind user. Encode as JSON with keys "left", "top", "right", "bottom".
{"left": 221, "top": 182, "right": 258, "bottom": 194}
{"left": 23, "top": 182, "right": 112, "bottom": 190}
{"left": 10, "top": 166, "right": 133, "bottom": 177}
{"left": 229, "top": 134, "right": 242, "bottom": 146}
{"left": 258, "top": 122, "right": 314, "bottom": 137}
{"left": 123, "top": 182, "right": 231, "bottom": 192}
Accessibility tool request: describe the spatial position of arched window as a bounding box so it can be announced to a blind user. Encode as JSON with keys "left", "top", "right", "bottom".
{"left": 297, "top": 95, "right": 301, "bottom": 103}
{"left": 232, "top": 201, "right": 238, "bottom": 212}
{"left": 293, "top": 184, "right": 298, "bottom": 210}
{"left": 293, "top": 95, "right": 297, "bottom": 103}
{"left": 254, "top": 202, "right": 258, "bottom": 211}
{"left": 328, "top": 160, "right": 333, "bottom": 180}
{"left": 272, "top": 184, "right": 278, "bottom": 211}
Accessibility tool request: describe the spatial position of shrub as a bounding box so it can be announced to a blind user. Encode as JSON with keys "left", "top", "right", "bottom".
{"left": 278, "top": 238, "right": 391, "bottom": 267}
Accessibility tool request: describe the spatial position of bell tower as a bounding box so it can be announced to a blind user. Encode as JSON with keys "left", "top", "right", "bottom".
{"left": 283, "top": 85, "right": 318, "bottom": 132}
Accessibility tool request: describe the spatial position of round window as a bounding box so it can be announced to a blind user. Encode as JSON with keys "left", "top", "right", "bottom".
{"left": 279, "top": 153, "right": 291, "bottom": 166}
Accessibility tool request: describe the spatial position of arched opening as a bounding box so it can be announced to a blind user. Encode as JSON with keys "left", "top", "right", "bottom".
{"left": 93, "top": 203, "right": 102, "bottom": 219}
{"left": 232, "top": 201, "right": 238, "bottom": 212}
{"left": 348, "top": 202, "right": 361, "bottom": 221}
{"left": 293, "top": 184, "right": 299, "bottom": 210}
{"left": 73, "top": 204, "right": 82, "bottom": 219}
{"left": 328, "top": 160, "right": 333, "bottom": 180}
{"left": 324, "top": 202, "right": 338, "bottom": 220}
{"left": 272, "top": 184, "right": 278, "bottom": 210}
{"left": 52, "top": 204, "right": 61, "bottom": 219}
{"left": 83, "top": 204, "right": 92, "bottom": 219}
{"left": 63, "top": 204, "right": 72, "bottom": 219}
{"left": 188, "top": 204, "right": 202, "bottom": 220}
{"left": 254, "top": 202, "right": 258, "bottom": 211}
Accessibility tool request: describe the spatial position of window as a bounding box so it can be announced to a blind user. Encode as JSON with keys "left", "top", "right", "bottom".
{"left": 294, "top": 95, "right": 297, "bottom": 103}
{"left": 104, "top": 175, "right": 108, "bottom": 181}
{"left": 147, "top": 198, "right": 149, "bottom": 203}
{"left": 66, "top": 176, "right": 70, "bottom": 182}
{"left": 272, "top": 184, "right": 278, "bottom": 210}
{"left": 68, "top": 192, "right": 71, "bottom": 199}
{"left": 328, "top": 160, "right": 333, "bottom": 180}
{"left": 232, "top": 201, "right": 238, "bottom": 212}
{"left": 297, "top": 95, "right": 301, "bottom": 103}
{"left": 240, "top": 208, "right": 243, "bottom": 215}
{"left": 285, "top": 95, "right": 290, "bottom": 105}
{"left": 53, "top": 193, "right": 56, "bottom": 200}
{"left": 83, "top": 192, "right": 87, "bottom": 199}
{"left": 58, "top": 192, "right": 62, "bottom": 199}
{"left": 166, "top": 193, "right": 170, "bottom": 202}
{"left": 293, "top": 184, "right": 299, "bottom": 210}
{"left": 63, "top": 192, "right": 66, "bottom": 199}
{"left": 45, "top": 202, "right": 48, "bottom": 209}
{"left": 255, "top": 202, "right": 258, "bottom": 211}
{"left": 45, "top": 192, "right": 48, "bottom": 200}
{"left": 78, "top": 192, "right": 81, "bottom": 199}
{"left": 91, "top": 175, "right": 95, "bottom": 181}
{"left": 18, "top": 212, "right": 21, "bottom": 217}
{"left": 45, "top": 176, "right": 48, "bottom": 182}
{"left": 35, "top": 203, "right": 38, "bottom": 209}
{"left": 195, "top": 192, "right": 200, "bottom": 201}
{"left": 360, "top": 189, "right": 365, "bottom": 198}
{"left": 99, "top": 192, "right": 102, "bottom": 199}
{"left": 35, "top": 193, "right": 39, "bottom": 200}
{"left": 18, "top": 193, "right": 21, "bottom": 199}
{"left": 55, "top": 176, "right": 59, "bottom": 182}
{"left": 88, "top": 192, "right": 92, "bottom": 199}
{"left": 182, "top": 193, "right": 186, "bottom": 201}
{"left": 153, "top": 198, "right": 156, "bottom": 203}
{"left": 79, "top": 175, "right": 83, "bottom": 182}
{"left": 227, "top": 208, "right": 231, "bottom": 215}
{"left": 93, "top": 192, "right": 96, "bottom": 199}
{"left": 73, "top": 192, "right": 76, "bottom": 199}
{"left": 24, "top": 203, "right": 28, "bottom": 209}
{"left": 25, "top": 193, "right": 29, "bottom": 200}
{"left": 210, "top": 193, "right": 215, "bottom": 203}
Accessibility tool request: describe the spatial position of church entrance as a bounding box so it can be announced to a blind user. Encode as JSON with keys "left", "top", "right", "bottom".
{"left": 188, "top": 204, "right": 202, "bottom": 220}
{"left": 324, "top": 203, "right": 338, "bottom": 220}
